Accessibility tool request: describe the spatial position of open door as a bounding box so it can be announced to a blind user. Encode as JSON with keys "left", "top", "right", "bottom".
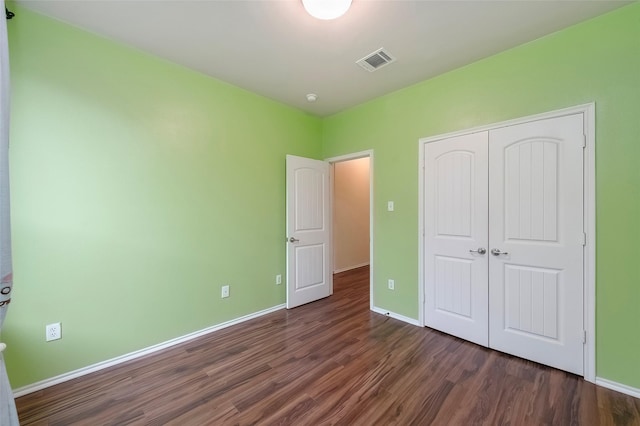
{"left": 286, "top": 155, "right": 332, "bottom": 308}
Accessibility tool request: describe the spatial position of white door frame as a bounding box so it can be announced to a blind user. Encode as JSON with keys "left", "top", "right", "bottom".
{"left": 326, "top": 150, "right": 374, "bottom": 310}
{"left": 418, "top": 103, "right": 596, "bottom": 382}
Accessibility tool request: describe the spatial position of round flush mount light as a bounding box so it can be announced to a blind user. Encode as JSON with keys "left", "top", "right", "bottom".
{"left": 306, "top": 93, "right": 318, "bottom": 102}
{"left": 302, "top": 0, "right": 352, "bottom": 20}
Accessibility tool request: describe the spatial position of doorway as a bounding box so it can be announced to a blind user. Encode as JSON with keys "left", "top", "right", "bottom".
{"left": 328, "top": 151, "right": 373, "bottom": 309}
{"left": 285, "top": 151, "right": 373, "bottom": 309}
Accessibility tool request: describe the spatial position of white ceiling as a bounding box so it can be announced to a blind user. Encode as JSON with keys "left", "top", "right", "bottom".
{"left": 15, "top": 0, "right": 630, "bottom": 116}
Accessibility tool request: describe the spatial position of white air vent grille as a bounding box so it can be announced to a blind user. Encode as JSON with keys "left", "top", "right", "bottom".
{"left": 356, "top": 48, "right": 396, "bottom": 72}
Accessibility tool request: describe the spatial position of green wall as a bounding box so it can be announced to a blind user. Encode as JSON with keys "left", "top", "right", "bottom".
{"left": 4, "top": 6, "right": 321, "bottom": 388}
{"left": 5, "top": 2, "right": 640, "bottom": 393}
{"left": 323, "top": 3, "right": 640, "bottom": 388}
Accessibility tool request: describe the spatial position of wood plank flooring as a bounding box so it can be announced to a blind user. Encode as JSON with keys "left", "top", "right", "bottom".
{"left": 16, "top": 266, "right": 640, "bottom": 425}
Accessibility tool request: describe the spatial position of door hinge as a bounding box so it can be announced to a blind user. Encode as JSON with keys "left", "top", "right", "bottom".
{"left": 583, "top": 330, "right": 587, "bottom": 344}
{"left": 582, "top": 134, "right": 587, "bottom": 148}
{"left": 582, "top": 232, "right": 587, "bottom": 246}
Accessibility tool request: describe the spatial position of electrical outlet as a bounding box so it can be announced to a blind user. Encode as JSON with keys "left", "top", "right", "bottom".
{"left": 46, "top": 323, "right": 61, "bottom": 342}
{"left": 388, "top": 279, "right": 395, "bottom": 290}
{"left": 221, "top": 285, "right": 230, "bottom": 298}
{"left": 276, "top": 274, "right": 282, "bottom": 285}
{"left": 387, "top": 201, "right": 395, "bottom": 211}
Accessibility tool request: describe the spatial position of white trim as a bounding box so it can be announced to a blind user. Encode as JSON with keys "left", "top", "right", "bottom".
{"left": 418, "top": 103, "right": 596, "bottom": 145}
{"left": 13, "top": 304, "right": 286, "bottom": 398}
{"left": 583, "top": 103, "right": 596, "bottom": 383}
{"left": 371, "top": 306, "right": 421, "bottom": 326}
{"left": 326, "top": 150, "right": 374, "bottom": 311}
{"left": 596, "top": 377, "right": 640, "bottom": 399}
{"left": 326, "top": 150, "right": 372, "bottom": 163}
{"left": 333, "top": 262, "right": 370, "bottom": 274}
{"left": 418, "top": 103, "right": 596, "bottom": 382}
{"left": 418, "top": 140, "right": 426, "bottom": 328}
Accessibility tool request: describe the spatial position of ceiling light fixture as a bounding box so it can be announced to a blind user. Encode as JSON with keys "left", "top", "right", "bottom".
{"left": 302, "top": 0, "right": 352, "bottom": 20}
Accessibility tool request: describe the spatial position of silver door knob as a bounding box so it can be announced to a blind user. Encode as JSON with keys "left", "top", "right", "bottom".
{"left": 469, "top": 248, "right": 486, "bottom": 255}
{"left": 289, "top": 237, "right": 299, "bottom": 243}
{"left": 491, "top": 248, "right": 508, "bottom": 256}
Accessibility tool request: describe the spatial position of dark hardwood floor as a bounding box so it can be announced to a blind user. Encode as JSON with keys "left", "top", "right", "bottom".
{"left": 16, "top": 266, "right": 640, "bottom": 425}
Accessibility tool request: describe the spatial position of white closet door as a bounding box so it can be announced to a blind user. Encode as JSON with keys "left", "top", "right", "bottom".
{"left": 424, "top": 132, "right": 489, "bottom": 346}
{"left": 488, "top": 114, "right": 584, "bottom": 375}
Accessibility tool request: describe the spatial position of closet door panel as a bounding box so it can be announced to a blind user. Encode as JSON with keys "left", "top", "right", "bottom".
{"left": 424, "top": 132, "right": 489, "bottom": 346}
{"left": 488, "top": 113, "right": 584, "bottom": 375}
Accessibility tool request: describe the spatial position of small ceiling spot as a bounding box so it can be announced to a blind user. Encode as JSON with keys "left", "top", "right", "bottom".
{"left": 306, "top": 93, "right": 318, "bottom": 102}
{"left": 356, "top": 48, "right": 396, "bottom": 72}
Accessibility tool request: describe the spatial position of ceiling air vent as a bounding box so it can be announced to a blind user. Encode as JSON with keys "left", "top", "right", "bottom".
{"left": 356, "top": 48, "right": 396, "bottom": 72}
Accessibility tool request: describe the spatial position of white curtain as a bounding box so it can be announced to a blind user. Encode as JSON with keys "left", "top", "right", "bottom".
{"left": 0, "top": 1, "right": 17, "bottom": 425}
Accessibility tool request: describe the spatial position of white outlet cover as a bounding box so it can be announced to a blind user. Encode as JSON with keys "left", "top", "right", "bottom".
{"left": 46, "top": 322, "right": 61, "bottom": 341}
{"left": 221, "top": 285, "right": 230, "bottom": 298}
{"left": 387, "top": 201, "right": 394, "bottom": 211}
{"left": 276, "top": 274, "right": 282, "bottom": 285}
{"left": 388, "top": 279, "right": 395, "bottom": 290}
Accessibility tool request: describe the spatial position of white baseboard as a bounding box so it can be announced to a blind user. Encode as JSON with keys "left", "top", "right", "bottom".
{"left": 371, "top": 306, "right": 421, "bottom": 326}
{"left": 333, "top": 262, "right": 370, "bottom": 274}
{"left": 13, "top": 304, "right": 286, "bottom": 398}
{"left": 595, "top": 377, "right": 640, "bottom": 399}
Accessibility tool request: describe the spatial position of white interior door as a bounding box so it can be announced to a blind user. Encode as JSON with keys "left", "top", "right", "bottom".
{"left": 424, "top": 132, "right": 489, "bottom": 346}
{"left": 488, "top": 114, "right": 585, "bottom": 375}
{"left": 286, "top": 155, "right": 332, "bottom": 309}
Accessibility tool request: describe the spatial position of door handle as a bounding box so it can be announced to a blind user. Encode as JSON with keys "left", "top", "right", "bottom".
{"left": 491, "top": 248, "right": 508, "bottom": 256}
{"left": 289, "top": 237, "right": 299, "bottom": 243}
{"left": 469, "top": 248, "right": 486, "bottom": 255}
